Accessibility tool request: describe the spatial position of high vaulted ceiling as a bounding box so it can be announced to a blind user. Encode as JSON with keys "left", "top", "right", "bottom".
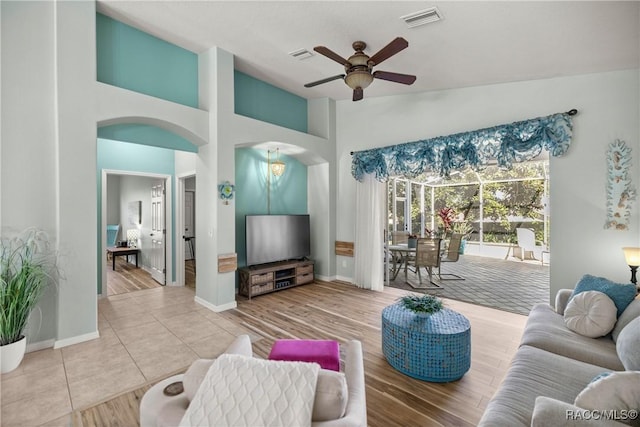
{"left": 97, "top": 1, "right": 639, "bottom": 102}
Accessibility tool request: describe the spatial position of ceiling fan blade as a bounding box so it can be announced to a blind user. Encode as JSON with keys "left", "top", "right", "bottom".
{"left": 373, "top": 70, "right": 417, "bottom": 85}
{"left": 353, "top": 88, "right": 364, "bottom": 101}
{"left": 304, "top": 74, "right": 345, "bottom": 88}
{"left": 368, "top": 37, "right": 409, "bottom": 66}
{"left": 313, "top": 46, "right": 351, "bottom": 66}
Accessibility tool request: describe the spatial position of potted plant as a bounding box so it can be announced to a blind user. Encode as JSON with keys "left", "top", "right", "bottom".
{"left": 452, "top": 221, "right": 473, "bottom": 254}
{"left": 0, "top": 228, "right": 56, "bottom": 373}
{"left": 407, "top": 233, "right": 418, "bottom": 248}
{"left": 397, "top": 293, "right": 444, "bottom": 317}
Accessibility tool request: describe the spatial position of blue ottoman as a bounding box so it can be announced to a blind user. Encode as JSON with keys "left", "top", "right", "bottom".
{"left": 382, "top": 304, "right": 471, "bottom": 382}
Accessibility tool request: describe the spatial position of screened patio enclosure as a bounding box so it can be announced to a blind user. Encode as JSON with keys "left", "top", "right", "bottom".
{"left": 388, "top": 159, "right": 550, "bottom": 261}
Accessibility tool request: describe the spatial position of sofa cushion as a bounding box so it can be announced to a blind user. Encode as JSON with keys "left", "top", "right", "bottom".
{"left": 183, "top": 360, "right": 349, "bottom": 422}
{"left": 564, "top": 291, "right": 617, "bottom": 338}
{"left": 478, "top": 345, "right": 610, "bottom": 427}
{"left": 571, "top": 274, "right": 637, "bottom": 317}
{"left": 313, "top": 369, "right": 348, "bottom": 421}
{"left": 616, "top": 316, "right": 640, "bottom": 370}
{"left": 575, "top": 371, "right": 640, "bottom": 427}
{"left": 520, "top": 303, "right": 624, "bottom": 370}
{"left": 612, "top": 297, "right": 640, "bottom": 343}
{"left": 532, "top": 396, "right": 628, "bottom": 427}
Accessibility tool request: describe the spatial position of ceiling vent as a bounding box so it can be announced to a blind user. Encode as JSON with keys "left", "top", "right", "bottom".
{"left": 289, "top": 48, "right": 313, "bottom": 60}
{"left": 400, "top": 7, "right": 443, "bottom": 28}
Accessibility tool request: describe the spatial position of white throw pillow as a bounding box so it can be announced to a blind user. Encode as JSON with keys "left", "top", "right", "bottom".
{"left": 313, "top": 369, "right": 348, "bottom": 421}
{"left": 564, "top": 291, "right": 617, "bottom": 338}
{"left": 574, "top": 371, "right": 640, "bottom": 427}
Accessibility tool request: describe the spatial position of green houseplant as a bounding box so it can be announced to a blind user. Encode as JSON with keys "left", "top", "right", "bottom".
{"left": 398, "top": 293, "right": 444, "bottom": 317}
{"left": 452, "top": 221, "right": 473, "bottom": 254}
{"left": 0, "top": 228, "right": 56, "bottom": 373}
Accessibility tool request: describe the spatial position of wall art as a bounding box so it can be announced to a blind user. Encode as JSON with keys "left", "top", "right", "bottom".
{"left": 218, "top": 181, "right": 235, "bottom": 205}
{"left": 604, "top": 139, "right": 636, "bottom": 230}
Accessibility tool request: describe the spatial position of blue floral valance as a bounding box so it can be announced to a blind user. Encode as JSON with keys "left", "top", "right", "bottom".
{"left": 351, "top": 112, "right": 574, "bottom": 182}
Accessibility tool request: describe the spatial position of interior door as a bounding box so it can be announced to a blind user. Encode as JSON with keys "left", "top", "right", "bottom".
{"left": 184, "top": 190, "right": 195, "bottom": 260}
{"left": 150, "top": 181, "right": 166, "bottom": 284}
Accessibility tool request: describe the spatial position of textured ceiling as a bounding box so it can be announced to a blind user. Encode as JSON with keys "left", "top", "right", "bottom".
{"left": 97, "top": 1, "right": 640, "bottom": 101}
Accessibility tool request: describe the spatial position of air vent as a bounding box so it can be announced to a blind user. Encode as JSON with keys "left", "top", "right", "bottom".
{"left": 400, "top": 7, "right": 443, "bottom": 28}
{"left": 289, "top": 48, "right": 313, "bottom": 60}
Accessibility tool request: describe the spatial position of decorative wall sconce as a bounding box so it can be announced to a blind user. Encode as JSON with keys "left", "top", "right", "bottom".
{"left": 622, "top": 247, "right": 640, "bottom": 284}
{"left": 218, "top": 181, "right": 235, "bottom": 205}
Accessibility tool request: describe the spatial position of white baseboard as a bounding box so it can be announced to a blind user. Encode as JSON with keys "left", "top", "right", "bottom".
{"left": 315, "top": 274, "right": 336, "bottom": 282}
{"left": 335, "top": 275, "right": 354, "bottom": 284}
{"left": 195, "top": 296, "right": 237, "bottom": 312}
{"left": 53, "top": 331, "right": 100, "bottom": 349}
{"left": 26, "top": 339, "right": 56, "bottom": 353}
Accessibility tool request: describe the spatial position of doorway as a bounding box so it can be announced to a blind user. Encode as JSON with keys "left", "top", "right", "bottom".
{"left": 101, "top": 170, "right": 173, "bottom": 296}
{"left": 176, "top": 173, "right": 196, "bottom": 289}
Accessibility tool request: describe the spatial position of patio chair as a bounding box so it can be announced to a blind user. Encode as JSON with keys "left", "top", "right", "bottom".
{"left": 515, "top": 228, "right": 544, "bottom": 261}
{"left": 408, "top": 237, "right": 442, "bottom": 289}
{"left": 390, "top": 231, "right": 409, "bottom": 245}
{"left": 439, "top": 233, "right": 465, "bottom": 280}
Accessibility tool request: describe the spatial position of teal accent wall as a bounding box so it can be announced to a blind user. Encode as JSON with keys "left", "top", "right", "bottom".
{"left": 234, "top": 71, "right": 308, "bottom": 133}
{"left": 97, "top": 139, "right": 178, "bottom": 290}
{"left": 235, "top": 148, "right": 308, "bottom": 268}
{"left": 96, "top": 13, "right": 198, "bottom": 108}
{"left": 98, "top": 124, "right": 198, "bottom": 153}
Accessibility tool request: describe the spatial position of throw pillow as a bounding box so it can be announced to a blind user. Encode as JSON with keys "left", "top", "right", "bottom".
{"left": 564, "top": 291, "right": 617, "bottom": 338}
{"left": 616, "top": 316, "right": 640, "bottom": 370}
{"left": 571, "top": 274, "right": 637, "bottom": 317}
{"left": 313, "top": 369, "right": 348, "bottom": 421}
{"left": 574, "top": 371, "right": 640, "bottom": 427}
{"left": 612, "top": 297, "right": 640, "bottom": 342}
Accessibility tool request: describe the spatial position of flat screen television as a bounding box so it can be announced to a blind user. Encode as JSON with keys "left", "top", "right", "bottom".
{"left": 246, "top": 214, "right": 311, "bottom": 266}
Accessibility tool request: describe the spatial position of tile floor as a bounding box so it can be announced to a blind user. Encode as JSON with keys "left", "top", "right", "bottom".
{"left": 0, "top": 286, "right": 253, "bottom": 427}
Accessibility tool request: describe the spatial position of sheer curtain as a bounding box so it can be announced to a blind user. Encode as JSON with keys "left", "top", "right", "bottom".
{"left": 354, "top": 173, "right": 386, "bottom": 291}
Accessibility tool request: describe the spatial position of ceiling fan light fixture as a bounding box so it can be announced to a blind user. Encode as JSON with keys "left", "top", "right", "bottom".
{"left": 344, "top": 70, "right": 373, "bottom": 90}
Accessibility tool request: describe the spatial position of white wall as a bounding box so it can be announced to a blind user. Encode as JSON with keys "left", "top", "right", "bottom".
{"left": 336, "top": 69, "right": 640, "bottom": 303}
{"left": 1, "top": 1, "right": 59, "bottom": 345}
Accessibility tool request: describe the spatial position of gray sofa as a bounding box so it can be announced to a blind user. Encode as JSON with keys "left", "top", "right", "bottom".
{"left": 140, "top": 335, "right": 367, "bottom": 427}
{"left": 479, "top": 289, "right": 640, "bottom": 427}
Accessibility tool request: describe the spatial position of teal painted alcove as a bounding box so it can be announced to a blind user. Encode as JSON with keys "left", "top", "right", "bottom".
{"left": 235, "top": 148, "right": 308, "bottom": 268}
{"left": 234, "top": 71, "right": 308, "bottom": 133}
{"left": 96, "top": 13, "right": 198, "bottom": 108}
{"left": 98, "top": 124, "right": 198, "bottom": 153}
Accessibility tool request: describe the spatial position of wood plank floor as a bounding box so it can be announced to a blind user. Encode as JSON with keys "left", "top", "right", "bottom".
{"left": 106, "top": 257, "right": 161, "bottom": 296}
{"left": 218, "top": 281, "right": 527, "bottom": 427}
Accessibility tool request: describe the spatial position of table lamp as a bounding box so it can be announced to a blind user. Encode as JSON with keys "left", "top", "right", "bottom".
{"left": 622, "top": 247, "right": 640, "bottom": 284}
{"left": 127, "top": 229, "right": 140, "bottom": 248}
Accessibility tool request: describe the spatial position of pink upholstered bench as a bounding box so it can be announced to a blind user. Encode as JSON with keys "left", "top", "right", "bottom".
{"left": 268, "top": 339, "right": 340, "bottom": 371}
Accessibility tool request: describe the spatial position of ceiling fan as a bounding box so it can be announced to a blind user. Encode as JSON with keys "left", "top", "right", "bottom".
{"left": 304, "top": 37, "right": 417, "bottom": 101}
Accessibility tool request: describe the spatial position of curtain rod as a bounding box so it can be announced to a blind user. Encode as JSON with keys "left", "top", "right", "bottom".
{"left": 349, "top": 109, "right": 578, "bottom": 155}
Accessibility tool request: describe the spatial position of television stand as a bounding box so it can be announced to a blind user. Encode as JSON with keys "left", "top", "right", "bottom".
{"left": 239, "top": 259, "right": 314, "bottom": 300}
